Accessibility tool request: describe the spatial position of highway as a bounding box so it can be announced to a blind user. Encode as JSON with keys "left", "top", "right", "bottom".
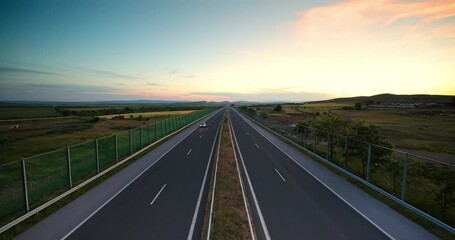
{"left": 64, "top": 109, "right": 224, "bottom": 239}
{"left": 229, "top": 108, "right": 391, "bottom": 240}
{"left": 17, "top": 108, "right": 225, "bottom": 240}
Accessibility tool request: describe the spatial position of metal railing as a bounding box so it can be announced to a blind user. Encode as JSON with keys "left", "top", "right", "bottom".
{"left": 238, "top": 108, "right": 455, "bottom": 236}
{"left": 0, "top": 108, "right": 215, "bottom": 229}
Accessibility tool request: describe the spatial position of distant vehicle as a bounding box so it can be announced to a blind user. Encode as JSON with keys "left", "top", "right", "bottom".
{"left": 199, "top": 122, "right": 207, "bottom": 128}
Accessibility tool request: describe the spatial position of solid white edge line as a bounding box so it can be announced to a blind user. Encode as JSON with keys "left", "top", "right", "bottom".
{"left": 187, "top": 149, "right": 193, "bottom": 156}
{"left": 187, "top": 109, "right": 224, "bottom": 240}
{"left": 274, "top": 169, "right": 286, "bottom": 182}
{"left": 228, "top": 114, "right": 255, "bottom": 240}
{"left": 61, "top": 108, "right": 223, "bottom": 240}
{"left": 150, "top": 184, "right": 166, "bottom": 206}
{"left": 206, "top": 112, "right": 224, "bottom": 240}
{"left": 230, "top": 111, "right": 271, "bottom": 240}
{"left": 234, "top": 109, "right": 396, "bottom": 240}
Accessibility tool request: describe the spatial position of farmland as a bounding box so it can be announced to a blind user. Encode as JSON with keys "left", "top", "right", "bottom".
{"left": 0, "top": 103, "right": 207, "bottom": 165}
{"left": 97, "top": 110, "right": 195, "bottom": 119}
{"left": 252, "top": 101, "right": 455, "bottom": 161}
{"left": 0, "top": 103, "right": 62, "bottom": 120}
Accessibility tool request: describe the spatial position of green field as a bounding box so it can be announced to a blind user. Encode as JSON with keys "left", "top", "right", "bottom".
{"left": 0, "top": 103, "right": 62, "bottom": 120}
{"left": 256, "top": 103, "right": 455, "bottom": 158}
{"left": 333, "top": 109, "right": 455, "bottom": 155}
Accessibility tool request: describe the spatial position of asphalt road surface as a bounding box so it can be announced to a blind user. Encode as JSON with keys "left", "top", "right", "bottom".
{"left": 229, "top": 108, "right": 393, "bottom": 240}
{"left": 61, "top": 109, "right": 224, "bottom": 239}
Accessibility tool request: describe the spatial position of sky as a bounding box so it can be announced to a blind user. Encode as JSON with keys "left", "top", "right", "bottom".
{"left": 0, "top": 0, "right": 454, "bottom": 102}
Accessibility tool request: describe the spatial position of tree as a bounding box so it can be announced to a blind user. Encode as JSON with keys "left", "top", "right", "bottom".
{"left": 422, "top": 164, "right": 455, "bottom": 216}
{"left": 348, "top": 120, "right": 393, "bottom": 178}
{"left": 315, "top": 114, "right": 350, "bottom": 160}
{"left": 354, "top": 102, "right": 362, "bottom": 110}
{"left": 273, "top": 104, "right": 282, "bottom": 112}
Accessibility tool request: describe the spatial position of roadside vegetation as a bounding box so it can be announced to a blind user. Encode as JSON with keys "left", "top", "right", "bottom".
{"left": 203, "top": 113, "right": 253, "bottom": 240}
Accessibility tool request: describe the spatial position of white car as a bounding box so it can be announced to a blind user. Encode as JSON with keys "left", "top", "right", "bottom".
{"left": 199, "top": 122, "right": 207, "bottom": 128}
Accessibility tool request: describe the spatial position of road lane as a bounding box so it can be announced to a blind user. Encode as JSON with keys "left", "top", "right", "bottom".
{"left": 230, "top": 108, "right": 390, "bottom": 240}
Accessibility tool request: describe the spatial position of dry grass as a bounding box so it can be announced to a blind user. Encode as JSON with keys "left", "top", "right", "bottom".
{"left": 97, "top": 110, "right": 195, "bottom": 119}
{"left": 206, "top": 114, "right": 253, "bottom": 240}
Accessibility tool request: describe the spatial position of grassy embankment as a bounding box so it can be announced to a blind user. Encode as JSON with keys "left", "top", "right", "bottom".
{"left": 202, "top": 113, "right": 253, "bottom": 240}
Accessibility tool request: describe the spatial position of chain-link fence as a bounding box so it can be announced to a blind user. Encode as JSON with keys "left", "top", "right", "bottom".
{"left": 0, "top": 108, "right": 215, "bottom": 228}
{"left": 239, "top": 108, "right": 455, "bottom": 236}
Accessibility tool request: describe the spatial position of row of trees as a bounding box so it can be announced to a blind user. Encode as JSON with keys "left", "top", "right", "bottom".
{"left": 55, "top": 106, "right": 204, "bottom": 117}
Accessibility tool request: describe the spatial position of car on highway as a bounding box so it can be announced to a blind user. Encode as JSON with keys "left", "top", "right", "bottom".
{"left": 199, "top": 122, "right": 207, "bottom": 128}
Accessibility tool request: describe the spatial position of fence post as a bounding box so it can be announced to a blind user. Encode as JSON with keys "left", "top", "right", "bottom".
{"left": 344, "top": 136, "right": 348, "bottom": 169}
{"left": 148, "top": 124, "right": 151, "bottom": 144}
{"left": 21, "top": 159, "right": 30, "bottom": 212}
{"left": 67, "top": 147, "right": 72, "bottom": 189}
{"left": 366, "top": 144, "right": 372, "bottom": 181}
{"left": 96, "top": 139, "right": 100, "bottom": 174}
{"left": 140, "top": 127, "right": 143, "bottom": 148}
{"left": 115, "top": 134, "right": 118, "bottom": 162}
{"left": 304, "top": 128, "right": 307, "bottom": 147}
{"left": 155, "top": 122, "right": 158, "bottom": 141}
{"left": 313, "top": 129, "right": 317, "bottom": 152}
{"left": 129, "top": 130, "right": 132, "bottom": 155}
{"left": 161, "top": 121, "right": 164, "bottom": 138}
{"left": 401, "top": 153, "right": 409, "bottom": 201}
{"left": 326, "top": 132, "right": 331, "bottom": 160}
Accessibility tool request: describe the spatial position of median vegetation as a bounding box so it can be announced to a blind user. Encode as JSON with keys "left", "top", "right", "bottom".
{"left": 203, "top": 113, "right": 254, "bottom": 239}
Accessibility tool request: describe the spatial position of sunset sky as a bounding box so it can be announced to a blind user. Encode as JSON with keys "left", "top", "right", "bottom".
{"left": 0, "top": 0, "right": 454, "bottom": 102}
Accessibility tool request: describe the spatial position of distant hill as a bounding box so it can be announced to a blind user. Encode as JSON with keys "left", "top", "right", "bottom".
{"left": 312, "top": 94, "right": 454, "bottom": 104}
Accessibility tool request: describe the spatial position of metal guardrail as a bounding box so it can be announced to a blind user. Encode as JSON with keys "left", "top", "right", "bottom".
{"left": 0, "top": 108, "right": 216, "bottom": 232}
{"left": 238, "top": 108, "right": 455, "bottom": 236}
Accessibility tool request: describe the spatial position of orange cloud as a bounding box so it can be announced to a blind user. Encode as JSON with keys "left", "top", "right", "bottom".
{"left": 296, "top": 0, "right": 455, "bottom": 51}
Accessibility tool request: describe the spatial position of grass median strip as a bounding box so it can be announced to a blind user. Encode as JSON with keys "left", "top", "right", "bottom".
{"left": 203, "top": 113, "right": 254, "bottom": 240}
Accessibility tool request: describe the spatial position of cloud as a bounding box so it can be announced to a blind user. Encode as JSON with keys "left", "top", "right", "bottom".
{"left": 295, "top": 0, "right": 455, "bottom": 50}
{"left": 0, "top": 66, "right": 58, "bottom": 76}
{"left": 147, "top": 82, "right": 160, "bottom": 86}
{"left": 0, "top": 83, "right": 122, "bottom": 101}
{"left": 74, "top": 67, "right": 137, "bottom": 79}
{"left": 190, "top": 90, "right": 333, "bottom": 102}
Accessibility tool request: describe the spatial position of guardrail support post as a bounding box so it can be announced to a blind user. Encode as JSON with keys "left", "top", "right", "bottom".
{"left": 115, "top": 134, "right": 118, "bottom": 162}
{"left": 401, "top": 153, "right": 409, "bottom": 201}
{"left": 96, "top": 139, "right": 100, "bottom": 174}
{"left": 129, "top": 130, "right": 132, "bottom": 155}
{"left": 21, "top": 159, "right": 30, "bottom": 212}
{"left": 67, "top": 147, "right": 72, "bottom": 189}
{"left": 366, "top": 144, "right": 372, "bottom": 181}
